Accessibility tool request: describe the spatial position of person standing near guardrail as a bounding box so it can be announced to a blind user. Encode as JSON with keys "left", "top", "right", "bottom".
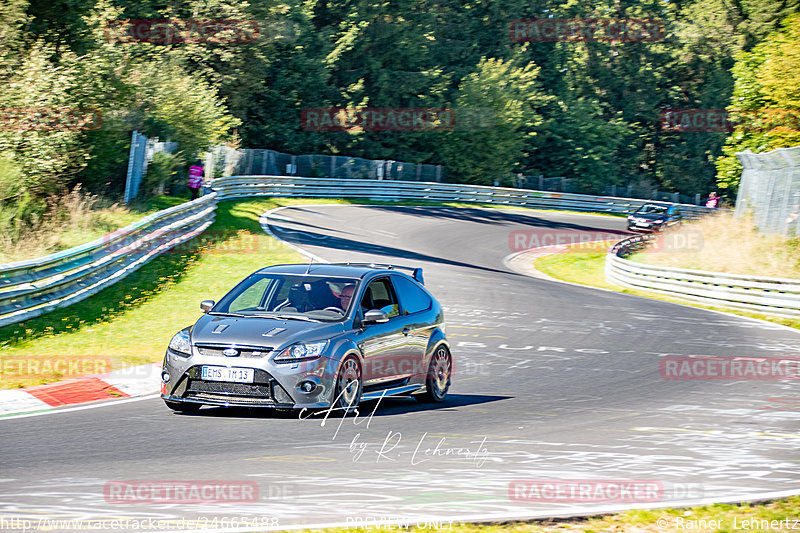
{"left": 188, "top": 159, "right": 204, "bottom": 200}
{"left": 705, "top": 191, "right": 719, "bottom": 209}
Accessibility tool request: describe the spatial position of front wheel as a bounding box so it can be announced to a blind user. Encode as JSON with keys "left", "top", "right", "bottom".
{"left": 164, "top": 400, "right": 201, "bottom": 413}
{"left": 416, "top": 346, "right": 451, "bottom": 403}
{"left": 333, "top": 356, "right": 362, "bottom": 414}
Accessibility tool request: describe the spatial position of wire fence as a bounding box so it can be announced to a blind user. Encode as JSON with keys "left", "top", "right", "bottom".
{"left": 507, "top": 175, "right": 703, "bottom": 205}
{"left": 207, "top": 147, "right": 445, "bottom": 182}
{"left": 122, "top": 136, "right": 708, "bottom": 205}
{"left": 735, "top": 146, "right": 800, "bottom": 236}
{"left": 123, "top": 131, "right": 179, "bottom": 203}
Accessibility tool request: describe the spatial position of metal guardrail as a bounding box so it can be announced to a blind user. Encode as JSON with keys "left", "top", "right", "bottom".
{"left": 0, "top": 193, "right": 218, "bottom": 328}
{"left": 211, "top": 175, "right": 715, "bottom": 218}
{"left": 0, "top": 176, "right": 715, "bottom": 328}
{"left": 605, "top": 234, "right": 800, "bottom": 317}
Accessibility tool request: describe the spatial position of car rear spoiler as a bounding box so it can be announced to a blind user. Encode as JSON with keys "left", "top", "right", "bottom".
{"left": 327, "top": 263, "right": 425, "bottom": 285}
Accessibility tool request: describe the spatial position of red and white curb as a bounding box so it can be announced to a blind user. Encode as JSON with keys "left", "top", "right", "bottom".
{"left": 0, "top": 363, "right": 162, "bottom": 416}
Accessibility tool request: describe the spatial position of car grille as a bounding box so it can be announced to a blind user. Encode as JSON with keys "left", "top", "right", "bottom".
{"left": 188, "top": 380, "right": 272, "bottom": 396}
{"left": 195, "top": 345, "right": 273, "bottom": 358}
{"left": 187, "top": 392, "right": 276, "bottom": 406}
{"left": 185, "top": 380, "right": 274, "bottom": 405}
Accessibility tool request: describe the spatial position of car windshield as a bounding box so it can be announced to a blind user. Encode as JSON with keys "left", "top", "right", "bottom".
{"left": 212, "top": 274, "right": 360, "bottom": 322}
{"left": 638, "top": 205, "right": 668, "bottom": 215}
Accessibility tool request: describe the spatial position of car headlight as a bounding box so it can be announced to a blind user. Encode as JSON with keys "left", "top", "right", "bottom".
{"left": 168, "top": 329, "right": 192, "bottom": 357}
{"left": 274, "top": 341, "right": 328, "bottom": 363}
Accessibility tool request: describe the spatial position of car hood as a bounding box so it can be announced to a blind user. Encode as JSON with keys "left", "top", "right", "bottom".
{"left": 190, "top": 314, "right": 347, "bottom": 349}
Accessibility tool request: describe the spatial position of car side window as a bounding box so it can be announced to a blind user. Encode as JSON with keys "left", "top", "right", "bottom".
{"left": 391, "top": 275, "right": 432, "bottom": 315}
{"left": 361, "top": 277, "right": 400, "bottom": 319}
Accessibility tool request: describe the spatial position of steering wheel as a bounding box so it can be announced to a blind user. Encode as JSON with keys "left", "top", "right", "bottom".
{"left": 323, "top": 306, "right": 345, "bottom": 313}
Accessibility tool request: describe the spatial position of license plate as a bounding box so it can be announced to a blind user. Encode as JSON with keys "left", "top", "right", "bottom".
{"left": 635, "top": 222, "right": 650, "bottom": 227}
{"left": 201, "top": 366, "right": 254, "bottom": 383}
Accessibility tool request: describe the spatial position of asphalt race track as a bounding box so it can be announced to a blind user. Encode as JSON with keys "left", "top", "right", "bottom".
{"left": 1, "top": 205, "right": 799, "bottom": 532}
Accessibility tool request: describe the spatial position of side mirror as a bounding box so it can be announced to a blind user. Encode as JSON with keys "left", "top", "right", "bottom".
{"left": 363, "top": 309, "right": 389, "bottom": 324}
{"left": 200, "top": 300, "right": 215, "bottom": 313}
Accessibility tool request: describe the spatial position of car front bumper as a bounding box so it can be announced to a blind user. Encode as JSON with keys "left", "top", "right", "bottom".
{"left": 161, "top": 348, "right": 339, "bottom": 409}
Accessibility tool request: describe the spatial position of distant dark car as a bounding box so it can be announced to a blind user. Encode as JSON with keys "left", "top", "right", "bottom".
{"left": 627, "top": 204, "right": 682, "bottom": 232}
{"left": 161, "top": 263, "right": 451, "bottom": 414}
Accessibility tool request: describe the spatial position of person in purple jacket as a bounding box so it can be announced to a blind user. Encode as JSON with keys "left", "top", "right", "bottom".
{"left": 188, "top": 159, "right": 204, "bottom": 199}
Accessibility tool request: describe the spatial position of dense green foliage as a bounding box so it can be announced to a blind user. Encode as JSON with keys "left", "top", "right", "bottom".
{"left": 716, "top": 14, "right": 800, "bottom": 191}
{"left": 0, "top": 0, "right": 798, "bottom": 219}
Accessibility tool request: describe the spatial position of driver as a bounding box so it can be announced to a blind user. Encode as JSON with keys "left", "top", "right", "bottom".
{"left": 338, "top": 284, "right": 355, "bottom": 311}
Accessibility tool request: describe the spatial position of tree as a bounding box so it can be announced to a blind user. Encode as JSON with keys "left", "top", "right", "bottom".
{"left": 439, "top": 56, "right": 545, "bottom": 184}
{"left": 716, "top": 14, "right": 800, "bottom": 192}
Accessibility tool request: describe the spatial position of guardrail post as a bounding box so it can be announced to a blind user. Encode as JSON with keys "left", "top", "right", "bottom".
{"left": 123, "top": 131, "right": 143, "bottom": 204}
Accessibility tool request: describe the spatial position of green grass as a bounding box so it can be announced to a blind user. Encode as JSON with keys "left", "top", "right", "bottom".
{"left": 534, "top": 244, "right": 800, "bottom": 331}
{"left": 0, "top": 198, "right": 303, "bottom": 389}
{"left": 0, "top": 193, "right": 191, "bottom": 264}
{"left": 290, "top": 496, "right": 800, "bottom": 532}
{"left": 54, "top": 195, "right": 190, "bottom": 249}
{"left": 533, "top": 241, "right": 619, "bottom": 289}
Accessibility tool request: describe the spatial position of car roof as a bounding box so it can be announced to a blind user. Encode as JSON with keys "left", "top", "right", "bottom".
{"left": 254, "top": 263, "right": 414, "bottom": 280}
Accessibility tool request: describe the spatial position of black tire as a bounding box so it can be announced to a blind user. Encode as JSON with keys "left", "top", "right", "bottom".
{"left": 164, "top": 400, "right": 201, "bottom": 413}
{"left": 333, "top": 356, "right": 362, "bottom": 414}
{"left": 416, "top": 345, "right": 451, "bottom": 403}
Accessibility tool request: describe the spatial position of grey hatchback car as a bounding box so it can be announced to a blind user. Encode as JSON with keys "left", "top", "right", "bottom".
{"left": 161, "top": 263, "right": 451, "bottom": 413}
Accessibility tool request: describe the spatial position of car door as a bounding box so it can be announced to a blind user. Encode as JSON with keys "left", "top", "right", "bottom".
{"left": 355, "top": 276, "right": 416, "bottom": 386}
{"left": 390, "top": 274, "right": 432, "bottom": 379}
{"left": 666, "top": 206, "right": 680, "bottom": 227}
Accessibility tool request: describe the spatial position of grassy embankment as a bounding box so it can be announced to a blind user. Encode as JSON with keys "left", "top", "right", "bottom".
{"left": 303, "top": 496, "right": 800, "bottom": 532}
{"left": 0, "top": 189, "right": 187, "bottom": 264}
{"left": 0, "top": 198, "right": 306, "bottom": 389}
{"left": 534, "top": 212, "right": 800, "bottom": 330}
